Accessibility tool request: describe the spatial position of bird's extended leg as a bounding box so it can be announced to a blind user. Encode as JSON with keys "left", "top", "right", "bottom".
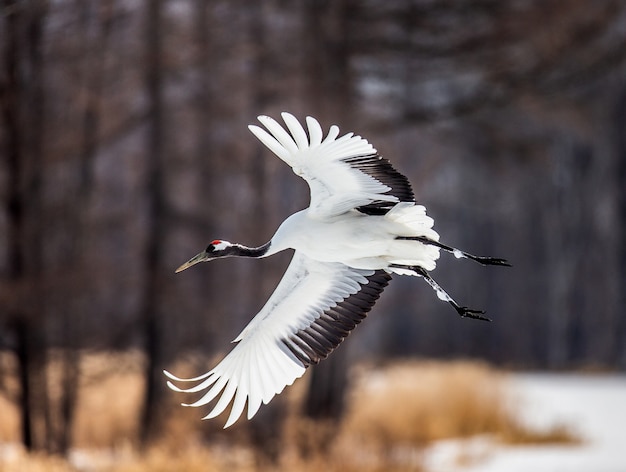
{"left": 396, "top": 236, "right": 510, "bottom": 267}
{"left": 391, "top": 264, "right": 491, "bottom": 321}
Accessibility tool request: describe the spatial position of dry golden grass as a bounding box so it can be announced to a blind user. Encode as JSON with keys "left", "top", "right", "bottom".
{"left": 0, "top": 449, "right": 74, "bottom": 472}
{"left": 99, "top": 446, "right": 228, "bottom": 472}
{"left": 343, "top": 360, "right": 507, "bottom": 447}
{"left": 0, "top": 353, "right": 20, "bottom": 444}
{"left": 0, "top": 394, "right": 19, "bottom": 444}
{"left": 0, "top": 353, "right": 578, "bottom": 472}
{"left": 340, "top": 360, "right": 578, "bottom": 451}
{"left": 72, "top": 351, "right": 146, "bottom": 449}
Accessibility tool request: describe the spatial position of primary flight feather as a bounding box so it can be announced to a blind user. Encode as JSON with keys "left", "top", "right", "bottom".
{"left": 165, "top": 113, "right": 509, "bottom": 428}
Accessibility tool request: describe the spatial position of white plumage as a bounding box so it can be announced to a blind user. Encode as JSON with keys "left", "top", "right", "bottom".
{"left": 165, "top": 113, "right": 509, "bottom": 428}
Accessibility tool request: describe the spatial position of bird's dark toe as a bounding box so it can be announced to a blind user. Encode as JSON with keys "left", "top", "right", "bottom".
{"left": 456, "top": 306, "right": 492, "bottom": 322}
{"left": 475, "top": 256, "right": 512, "bottom": 267}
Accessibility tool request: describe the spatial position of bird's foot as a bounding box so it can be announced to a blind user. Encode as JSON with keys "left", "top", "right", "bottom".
{"left": 454, "top": 305, "right": 492, "bottom": 322}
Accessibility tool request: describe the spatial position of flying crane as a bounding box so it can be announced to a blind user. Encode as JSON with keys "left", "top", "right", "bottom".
{"left": 165, "top": 113, "right": 509, "bottom": 428}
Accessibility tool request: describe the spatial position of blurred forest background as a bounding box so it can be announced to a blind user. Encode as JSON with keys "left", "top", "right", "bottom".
{"left": 1, "top": 0, "right": 626, "bottom": 461}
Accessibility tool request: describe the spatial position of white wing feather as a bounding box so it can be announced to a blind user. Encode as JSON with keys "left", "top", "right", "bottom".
{"left": 164, "top": 252, "right": 374, "bottom": 428}
{"left": 248, "top": 112, "right": 398, "bottom": 218}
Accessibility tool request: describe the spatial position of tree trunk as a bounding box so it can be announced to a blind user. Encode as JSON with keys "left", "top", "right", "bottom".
{"left": 1, "top": 0, "right": 49, "bottom": 452}
{"left": 614, "top": 87, "right": 626, "bottom": 369}
{"left": 140, "top": 0, "right": 167, "bottom": 446}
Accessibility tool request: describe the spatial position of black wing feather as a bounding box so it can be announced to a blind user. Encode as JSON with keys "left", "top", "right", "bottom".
{"left": 343, "top": 154, "right": 415, "bottom": 215}
{"left": 281, "top": 270, "right": 392, "bottom": 367}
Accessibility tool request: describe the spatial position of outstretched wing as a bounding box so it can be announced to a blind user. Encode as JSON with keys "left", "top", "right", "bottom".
{"left": 248, "top": 112, "right": 414, "bottom": 218}
{"left": 164, "top": 252, "right": 391, "bottom": 428}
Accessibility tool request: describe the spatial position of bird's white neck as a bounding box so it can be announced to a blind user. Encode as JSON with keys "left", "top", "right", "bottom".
{"left": 230, "top": 241, "right": 272, "bottom": 258}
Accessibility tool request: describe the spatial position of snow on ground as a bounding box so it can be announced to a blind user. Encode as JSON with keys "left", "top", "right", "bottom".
{"left": 425, "top": 373, "right": 626, "bottom": 472}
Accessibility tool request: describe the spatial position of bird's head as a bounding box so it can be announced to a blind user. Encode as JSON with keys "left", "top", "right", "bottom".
{"left": 175, "top": 239, "right": 233, "bottom": 273}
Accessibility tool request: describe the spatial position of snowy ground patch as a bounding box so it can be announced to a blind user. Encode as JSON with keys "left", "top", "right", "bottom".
{"left": 425, "top": 373, "right": 626, "bottom": 472}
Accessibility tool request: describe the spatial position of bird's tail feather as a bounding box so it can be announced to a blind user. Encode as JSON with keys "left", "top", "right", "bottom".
{"left": 385, "top": 202, "right": 440, "bottom": 241}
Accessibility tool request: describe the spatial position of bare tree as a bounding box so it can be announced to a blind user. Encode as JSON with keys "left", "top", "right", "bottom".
{"left": 139, "top": 0, "right": 168, "bottom": 446}
{"left": 613, "top": 88, "right": 626, "bottom": 368}
{"left": 1, "top": 0, "right": 51, "bottom": 452}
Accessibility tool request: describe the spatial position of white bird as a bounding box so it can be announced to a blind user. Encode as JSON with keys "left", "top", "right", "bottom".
{"left": 165, "top": 112, "right": 509, "bottom": 428}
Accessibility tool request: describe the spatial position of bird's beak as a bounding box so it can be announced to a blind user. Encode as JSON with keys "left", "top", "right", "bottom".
{"left": 175, "top": 251, "right": 210, "bottom": 273}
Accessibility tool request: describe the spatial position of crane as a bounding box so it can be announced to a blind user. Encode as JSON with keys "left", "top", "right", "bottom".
{"left": 165, "top": 112, "right": 509, "bottom": 428}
